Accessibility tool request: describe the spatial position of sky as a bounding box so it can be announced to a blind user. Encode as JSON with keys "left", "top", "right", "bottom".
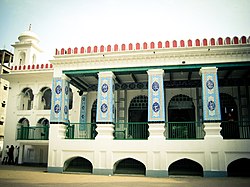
{"left": 0, "top": 0, "right": 250, "bottom": 62}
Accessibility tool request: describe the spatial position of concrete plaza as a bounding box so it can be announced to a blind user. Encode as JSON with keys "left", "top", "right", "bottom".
{"left": 0, "top": 165, "right": 250, "bottom": 187}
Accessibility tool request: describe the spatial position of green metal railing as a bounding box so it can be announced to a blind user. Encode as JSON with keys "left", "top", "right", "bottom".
{"left": 220, "top": 121, "right": 250, "bottom": 139}
{"left": 65, "top": 123, "right": 96, "bottom": 139}
{"left": 16, "top": 126, "right": 49, "bottom": 140}
{"left": 167, "top": 122, "right": 204, "bottom": 139}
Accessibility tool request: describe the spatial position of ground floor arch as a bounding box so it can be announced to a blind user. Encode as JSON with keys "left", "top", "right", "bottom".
{"left": 63, "top": 156, "right": 93, "bottom": 173}
{"left": 227, "top": 158, "right": 250, "bottom": 177}
{"left": 168, "top": 158, "right": 203, "bottom": 177}
{"left": 113, "top": 158, "right": 146, "bottom": 175}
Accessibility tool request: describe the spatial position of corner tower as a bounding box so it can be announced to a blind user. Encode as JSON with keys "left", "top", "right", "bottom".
{"left": 11, "top": 25, "right": 42, "bottom": 66}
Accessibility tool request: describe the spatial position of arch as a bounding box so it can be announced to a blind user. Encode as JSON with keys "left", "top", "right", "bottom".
{"left": 180, "top": 40, "right": 185, "bottom": 47}
{"left": 37, "top": 118, "right": 49, "bottom": 140}
{"left": 17, "top": 117, "right": 30, "bottom": 139}
{"left": 128, "top": 95, "right": 149, "bottom": 139}
{"left": 91, "top": 100, "right": 97, "bottom": 139}
{"left": 87, "top": 46, "right": 91, "bottom": 53}
{"left": 67, "top": 48, "right": 71, "bottom": 54}
{"left": 64, "top": 156, "right": 93, "bottom": 173}
{"left": 107, "top": 45, "right": 111, "bottom": 52}
{"left": 128, "top": 43, "right": 133, "bottom": 50}
{"left": 227, "top": 158, "right": 250, "bottom": 177}
{"left": 143, "top": 42, "right": 147, "bottom": 49}
{"left": 187, "top": 39, "right": 192, "bottom": 47}
{"left": 136, "top": 43, "right": 140, "bottom": 50}
{"left": 93, "top": 46, "right": 98, "bottom": 53}
{"left": 80, "top": 47, "right": 85, "bottom": 53}
{"left": 20, "top": 87, "right": 34, "bottom": 110}
{"left": 74, "top": 47, "right": 78, "bottom": 54}
{"left": 202, "top": 38, "right": 208, "bottom": 46}
{"left": 172, "top": 40, "right": 177, "bottom": 47}
{"left": 195, "top": 39, "right": 200, "bottom": 46}
{"left": 38, "top": 87, "right": 51, "bottom": 110}
{"left": 240, "top": 36, "right": 246, "bottom": 44}
{"left": 225, "top": 37, "right": 231, "bottom": 45}
{"left": 210, "top": 38, "right": 215, "bottom": 45}
{"left": 168, "top": 158, "right": 203, "bottom": 176}
{"left": 100, "top": 45, "right": 105, "bottom": 52}
{"left": 220, "top": 93, "right": 239, "bottom": 139}
{"left": 233, "top": 36, "right": 239, "bottom": 44}
{"left": 114, "top": 44, "right": 118, "bottom": 51}
{"left": 217, "top": 37, "right": 223, "bottom": 45}
{"left": 121, "top": 44, "right": 126, "bottom": 51}
{"left": 60, "top": 48, "right": 65, "bottom": 55}
{"left": 114, "top": 158, "right": 146, "bottom": 175}
{"left": 168, "top": 94, "right": 196, "bottom": 139}
{"left": 18, "top": 117, "right": 29, "bottom": 127}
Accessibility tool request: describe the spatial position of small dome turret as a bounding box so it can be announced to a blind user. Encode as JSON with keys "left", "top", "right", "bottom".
{"left": 18, "top": 24, "right": 39, "bottom": 43}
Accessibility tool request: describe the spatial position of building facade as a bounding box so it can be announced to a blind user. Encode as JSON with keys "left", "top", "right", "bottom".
{"left": 2, "top": 29, "right": 250, "bottom": 177}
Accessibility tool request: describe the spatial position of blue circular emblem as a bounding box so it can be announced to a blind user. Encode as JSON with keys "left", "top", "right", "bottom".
{"left": 55, "top": 85, "right": 62, "bottom": 94}
{"left": 152, "top": 81, "right": 159, "bottom": 92}
{"left": 152, "top": 102, "right": 160, "bottom": 112}
{"left": 81, "top": 114, "right": 85, "bottom": 119}
{"left": 82, "top": 105, "right": 85, "bottom": 110}
{"left": 65, "top": 86, "right": 69, "bottom": 95}
{"left": 207, "top": 101, "right": 216, "bottom": 111}
{"left": 102, "top": 83, "right": 108, "bottom": 93}
{"left": 206, "top": 80, "right": 214, "bottom": 90}
{"left": 54, "top": 104, "right": 61, "bottom": 114}
{"left": 101, "top": 103, "right": 108, "bottom": 113}
{"left": 64, "top": 106, "right": 68, "bottom": 114}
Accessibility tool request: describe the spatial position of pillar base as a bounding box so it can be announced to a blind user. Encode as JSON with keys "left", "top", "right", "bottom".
{"left": 95, "top": 123, "right": 114, "bottom": 140}
{"left": 148, "top": 123, "right": 166, "bottom": 140}
{"left": 204, "top": 122, "right": 223, "bottom": 140}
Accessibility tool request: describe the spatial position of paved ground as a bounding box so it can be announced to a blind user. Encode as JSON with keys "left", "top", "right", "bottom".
{"left": 0, "top": 165, "right": 250, "bottom": 187}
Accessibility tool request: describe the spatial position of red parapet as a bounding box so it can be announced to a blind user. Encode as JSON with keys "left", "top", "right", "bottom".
{"left": 129, "top": 43, "right": 133, "bottom": 50}
{"left": 121, "top": 44, "right": 126, "bottom": 51}
{"left": 225, "top": 37, "right": 231, "bottom": 45}
{"left": 143, "top": 42, "right": 147, "bottom": 49}
{"left": 217, "top": 37, "right": 223, "bottom": 45}
{"left": 87, "top": 46, "right": 91, "bottom": 53}
{"left": 74, "top": 47, "right": 78, "bottom": 54}
{"left": 173, "top": 40, "right": 177, "bottom": 47}
{"left": 11, "top": 66, "right": 13, "bottom": 70}
{"left": 158, "top": 41, "right": 162, "bottom": 48}
{"left": 107, "top": 45, "right": 111, "bottom": 52}
{"left": 28, "top": 65, "right": 30, "bottom": 70}
{"left": 94, "top": 46, "right": 98, "bottom": 53}
{"left": 165, "top": 41, "right": 170, "bottom": 48}
{"left": 41, "top": 64, "right": 44, "bottom": 69}
{"left": 210, "top": 38, "right": 215, "bottom": 45}
{"left": 45, "top": 64, "right": 48, "bottom": 68}
{"left": 180, "top": 40, "right": 185, "bottom": 47}
{"left": 203, "top": 39, "right": 208, "bottom": 46}
{"left": 233, "top": 36, "right": 239, "bottom": 44}
{"left": 55, "top": 48, "right": 59, "bottom": 55}
{"left": 18, "top": 66, "right": 21, "bottom": 70}
{"left": 136, "top": 43, "right": 140, "bottom": 50}
{"left": 195, "top": 39, "right": 200, "bottom": 46}
{"left": 150, "top": 42, "right": 155, "bottom": 49}
{"left": 50, "top": 64, "right": 53, "bottom": 68}
{"left": 32, "top": 64, "right": 35, "bottom": 69}
{"left": 14, "top": 66, "right": 17, "bottom": 70}
{"left": 23, "top": 65, "right": 26, "bottom": 70}
{"left": 187, "top": 39, "right": 192, "bottom": 47}
{"left": 80, "top": 47, "right": 85, "bottom": 53}
{"left": 240, "top": 36, "right": 246, "bottom": 44}
{"left": 36, "top": 64, "right": 39, "bottom": 69}
{"left": 114, "top": 44, "right": 118, "bottom": 51}
{"left": 100, "top": 45, "right": 104, "bottom": 52}
{"left": 61, "top": 48, "right": 65, "bottom": 55}
{"left": 67, "top": 48, "right": 71, "bottom": 54}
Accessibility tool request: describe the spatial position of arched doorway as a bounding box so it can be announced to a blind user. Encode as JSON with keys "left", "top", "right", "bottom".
{"left": 168, "top": 158, "right": 203, "bottom": 176}
{"left": 37, "top": 118, "right": 49, "bottom": 140}
{"left": 91, "top": 100, "right": 97, "bottom": 139}
{"left": 114, "top": 158, "right": 146, "bottom": 175}
{"left": 220, "top": 93, "right": 239, "bottom": 139}
{"left": 39, "top": 87, "right": 52, "bottom": 110}
{"left": 64, "top": 157, "right": 93, "bottom": 173}
{"left": 227, "top": 158, "right": 250, "bottom": 177}
{"left": 17, "top": 118, "right": 29, "bottom": 139}
{"left": 168, "top": 94, "right": 196, "bottom": 139}
{"left": 128, "top": 95, "right": 149, "bottom": 139}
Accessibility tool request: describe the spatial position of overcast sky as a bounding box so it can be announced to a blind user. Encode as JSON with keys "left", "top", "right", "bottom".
{"left": 0, "top": 0, "right": 249, "bottom": 62}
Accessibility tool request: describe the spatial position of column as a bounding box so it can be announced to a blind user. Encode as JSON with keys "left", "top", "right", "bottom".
{"left": 79, "top": 92, "right": 87, "bottom": 137}
{"left": 200, "top": 67, "right": 222, "bottom": 139}
{"left": 147, "top": 69, "right": 166, "bottom": 140}
{"left": 95, "top": 71, "right": 115, "bottom": 139}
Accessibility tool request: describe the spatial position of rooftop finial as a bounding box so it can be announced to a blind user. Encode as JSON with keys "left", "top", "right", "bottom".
{"left": 29, "top": 24, "right": 32, "bottom": 31}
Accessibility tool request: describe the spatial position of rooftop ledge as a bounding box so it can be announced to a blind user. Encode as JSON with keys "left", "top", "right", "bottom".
{"left": 55, "top": 36, "right": 250, "bottom": 56}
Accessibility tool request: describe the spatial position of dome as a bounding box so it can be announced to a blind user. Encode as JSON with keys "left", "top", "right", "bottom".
{"left": 18, "top": 30, "right": 39, "bottom": 43}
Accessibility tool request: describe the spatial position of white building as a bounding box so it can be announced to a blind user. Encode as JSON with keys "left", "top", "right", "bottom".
{"left": 2, "top": 29, "right": 250, "bottom": 177}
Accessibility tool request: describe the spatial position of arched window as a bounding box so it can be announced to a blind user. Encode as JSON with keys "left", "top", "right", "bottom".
{"left": 38, "top": 87, "right": 52, "bottom": 110}
{"left": 37, "top": 118, "right": 49, "bottom": 140}
{"left": 19, "top": 52, "right": 26, "bottom": 66}
{"left": 17, "top": 118, "right": 29, "bottom": 139}
{"left": 19, "top": 87, "right": 34, "bottom": 110}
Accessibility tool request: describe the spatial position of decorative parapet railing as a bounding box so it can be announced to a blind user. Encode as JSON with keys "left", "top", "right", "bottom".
{"left": 16, "top": 126, "right": 49, "bottom": 140}
{"left": 11, "top": 63, "right": 53, "bottom": 71}
{"left": 220, "top": 121, "right": 250, "bottom": 139}
{"left": 55, "top": 36, "right": 250, "bottom": 55}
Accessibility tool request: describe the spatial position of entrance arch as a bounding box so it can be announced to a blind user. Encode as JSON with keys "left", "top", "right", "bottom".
{"left": 168, "top": 94, "right": 196, "bottom": 138}
{"left": 114, "top": 158, "right": 146, "bottom": 175}
{"left": 168, "top": 158, "right": 203, "bottom": 176}
{"left": 128, "top": 95, "right": 149, "bottom": 139}
{"left": 64, "top": 157, "right": 93, "bottom": 173}
{"left": 220, "top": 93, "right": 239, "bottom": 139}
{"left": 227, "top": 158, "right": 250, "bottom": 177}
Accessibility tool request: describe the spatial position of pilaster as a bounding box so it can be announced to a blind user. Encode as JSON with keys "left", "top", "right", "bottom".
{"left": 147, "top": 69, "right": 165, "bottom": 140}
{"left": 96, "top": 71, "right": 115, "bottom": 139}
{"left": 200, "top": 67, "right": 222, "bottom": 139}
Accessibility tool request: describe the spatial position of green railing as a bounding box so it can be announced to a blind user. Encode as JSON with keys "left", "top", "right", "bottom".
{"left": 220, "top": 121, "right": 250, "bottom": 139}
{"left": 65, "top": 123, "right": 96, "bottom": 139}
{"left": 167, "top": 122, "right": 204, "bottom": 139}
{"left": 16, "top": 126, "right": 49, "bottom": 140}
